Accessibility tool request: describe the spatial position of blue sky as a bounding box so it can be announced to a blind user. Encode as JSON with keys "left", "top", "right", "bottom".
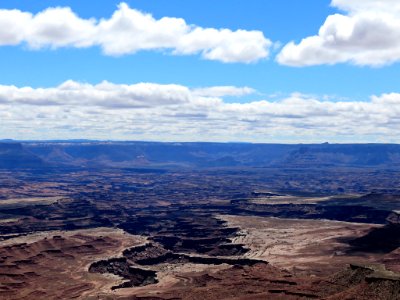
{"left": 2, "top": 0, "right": 398, "bottom": 98}
{"left": 1, "top": 0, "right": 400, "bottom": 142}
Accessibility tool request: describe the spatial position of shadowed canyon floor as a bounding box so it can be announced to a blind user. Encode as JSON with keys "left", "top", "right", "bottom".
{"left": 1, "top": 165, "right": 400, "bottom": 299}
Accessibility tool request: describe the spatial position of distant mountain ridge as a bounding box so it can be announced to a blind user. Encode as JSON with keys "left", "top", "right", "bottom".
{"left": 1, "top": 141, "right": 400, "bottom": 169}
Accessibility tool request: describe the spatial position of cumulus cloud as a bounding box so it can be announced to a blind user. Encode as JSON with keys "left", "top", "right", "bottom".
{"left": 1, "top": 81, "right": 400, "bottom": 142}
{"left": 192, "top": 86, "right": 255, "bottom": 97}
{"left": 332, "top": 0, "right": 400, "bottom": 14}
{"left": 277, "top": 0, "right": 400, "bottom": 66}
{"left": 0, "top": 80, "right": 192, "bottom": 108}
{"left": 0, "top": 3, "right": 271, "bottom": 63}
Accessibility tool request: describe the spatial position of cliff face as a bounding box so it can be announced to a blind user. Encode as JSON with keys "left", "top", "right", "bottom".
{"left": 0, "top": 143, "right": 45, "bottom": 168}
{"left": 327, "top": 264, "right": 400, "bottom": 299}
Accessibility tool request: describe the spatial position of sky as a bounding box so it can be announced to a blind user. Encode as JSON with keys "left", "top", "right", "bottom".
{"left": 1, "top": 0, "right": 400, "bottom": 143}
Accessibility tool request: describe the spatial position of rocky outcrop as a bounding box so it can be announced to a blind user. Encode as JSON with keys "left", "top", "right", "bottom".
{"left": 387, "top": 211, "right": 400, "bottom": 225}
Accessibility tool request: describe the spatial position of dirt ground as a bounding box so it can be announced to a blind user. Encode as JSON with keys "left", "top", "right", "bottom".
{"left": 219, "top": 215, "right": 382, "bottom": 275}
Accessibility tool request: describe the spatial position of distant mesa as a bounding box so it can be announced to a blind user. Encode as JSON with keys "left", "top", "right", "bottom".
{"left": 0, "top": 143, "right": 46, "bottom": 169}
{"left": 2, "top": 141, "right": 400, "bottom": 169}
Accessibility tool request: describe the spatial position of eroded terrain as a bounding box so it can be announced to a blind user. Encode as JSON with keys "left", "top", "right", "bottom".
{"left": 0, "top": 228, "right": 147, "bottom": 299}
{"left": 0, "top": 166, "right": 400, "bottom": 299}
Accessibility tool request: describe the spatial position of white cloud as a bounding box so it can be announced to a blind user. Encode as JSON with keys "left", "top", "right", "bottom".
{"left": 0, "top": 3, "right": 271, "bottom": 63}
{"left": 0, "top": 9, "right": 31, "bottom": 45}
{"left": 193, "top": 86, "right": 255, "bottom": 97}
{"left": 0, "top": 80, "right": 192, "bottom": 108}
{"left": 27, "top": 7, "right": 97, "bottom": 49}
{"left": 277, "top": 0, "right": 400, "bottom": 66}
{"left": 2, "top": 81, "right": 400, "bottom": 142}
{"left": 175, "top": 27, "right": 269, "bottom": 63}
{"left": 332, "top": 0, "right": 400, "bottom": 14}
